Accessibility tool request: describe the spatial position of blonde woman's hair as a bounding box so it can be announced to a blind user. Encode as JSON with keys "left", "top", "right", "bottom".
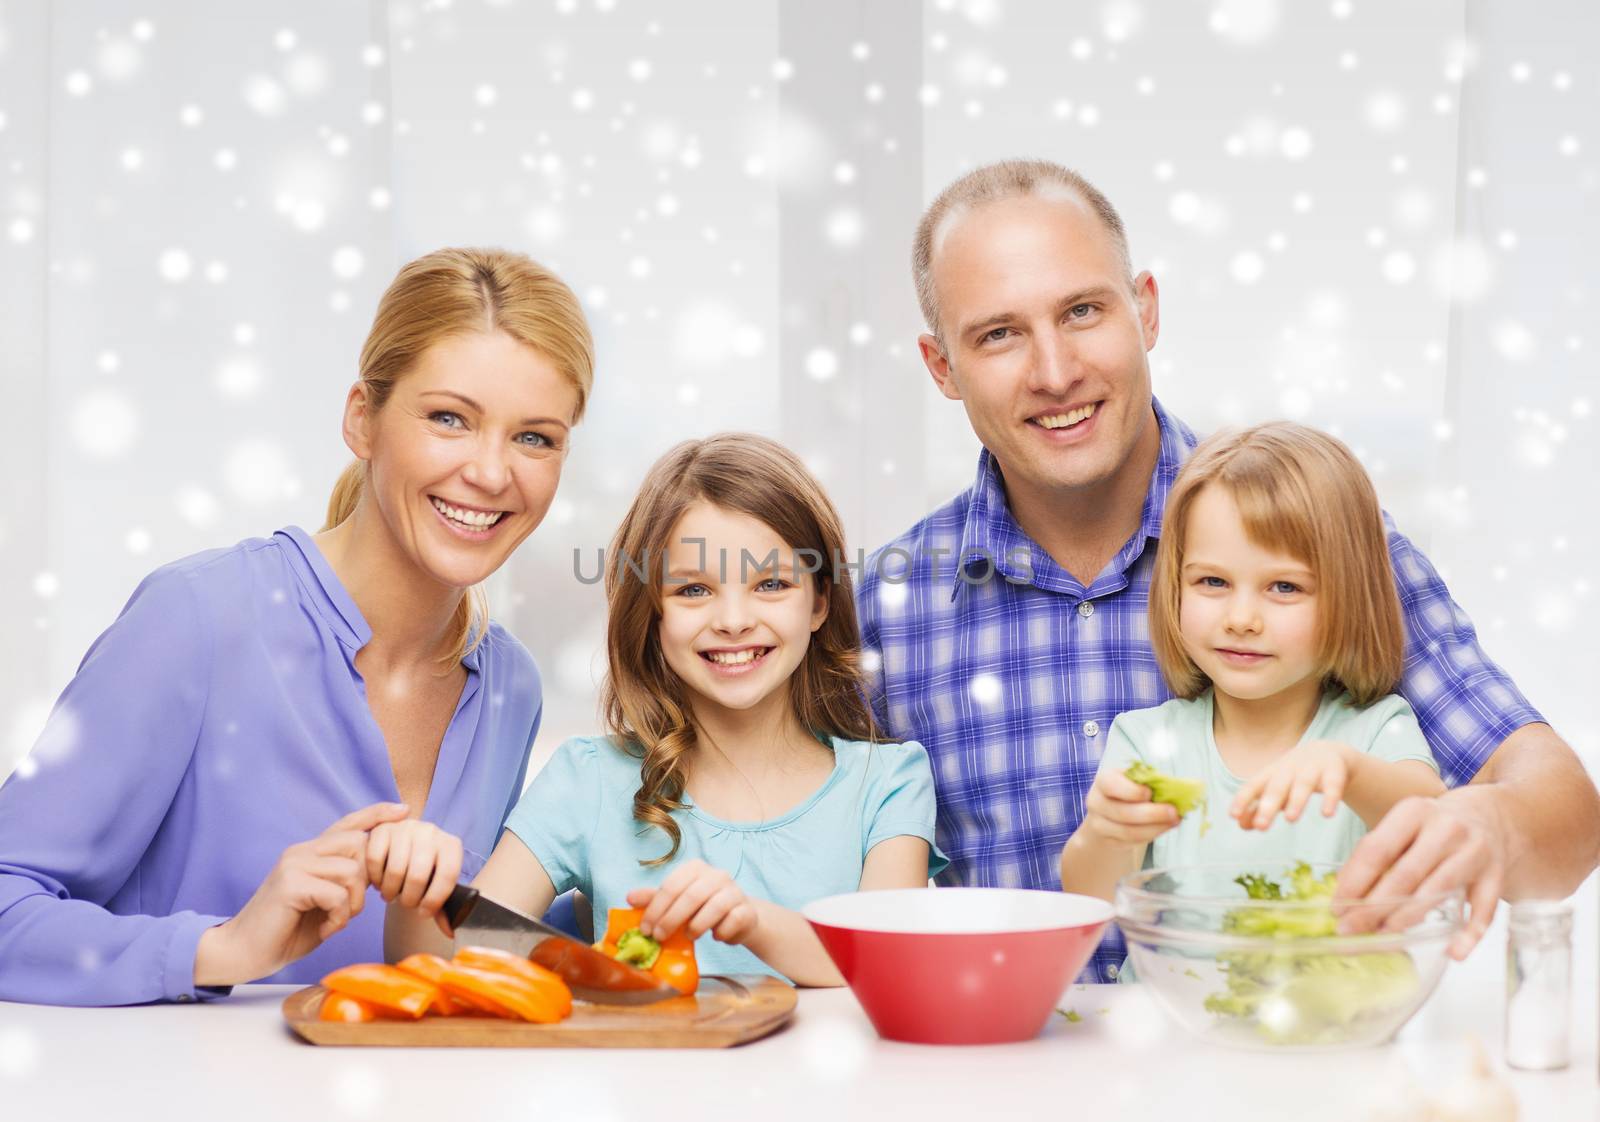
{"left": 1149, "top": 422, "right": 1405, "bottom": 706}
{"left": 601, "top": 433, "right": 881, "bottom": 865}
{"left": 322, "top": 247, "right": 595, "bottom": 666}
{"left": 911, "top": 158, "right": 1132, "bottom": 343}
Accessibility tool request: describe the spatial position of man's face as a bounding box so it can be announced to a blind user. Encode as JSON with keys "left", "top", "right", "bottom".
{"left": 919, "top": 192, "right": 1160, "bottom": 497}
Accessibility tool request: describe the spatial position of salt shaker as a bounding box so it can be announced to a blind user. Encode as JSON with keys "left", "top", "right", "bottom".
{"left": 1503, "top": 898, "right": 1573, "bottom": 1071}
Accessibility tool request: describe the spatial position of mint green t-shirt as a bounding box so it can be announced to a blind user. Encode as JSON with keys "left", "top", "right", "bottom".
{"left": 1099, "top": 688, "right": 1439, "bottom": 873}
{"left": 504, "top": 735, "right": 949, "bottom": 979}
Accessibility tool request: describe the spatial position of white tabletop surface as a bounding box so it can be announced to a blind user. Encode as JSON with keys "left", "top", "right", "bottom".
{"left": 2, "top": 901, "right": 1595, "bottom": 1122}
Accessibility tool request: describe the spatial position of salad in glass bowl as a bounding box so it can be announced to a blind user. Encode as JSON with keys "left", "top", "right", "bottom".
{"left": 1114, "top": 861, "right": 1464, "bottom": 1051}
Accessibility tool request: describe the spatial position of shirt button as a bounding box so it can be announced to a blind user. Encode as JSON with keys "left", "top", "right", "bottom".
{"left": 1106, "top": 963, "right": 1119, "bottom": 979}
{"left": 1083, "top": 720, "right": 1101, "bottom": 737}
{"left": 176, "top": 994, "right": 195, "bottom": 1004}
{"left": 1077, "top": 601, "right": 1095, "bottom": 618}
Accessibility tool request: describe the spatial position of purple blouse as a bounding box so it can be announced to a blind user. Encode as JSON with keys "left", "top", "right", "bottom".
{"left": 0, "top": 527, "right": 540, "bottom": 1005}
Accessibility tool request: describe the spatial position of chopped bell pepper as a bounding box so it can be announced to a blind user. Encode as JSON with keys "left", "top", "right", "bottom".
{"left": 320, "top": 963, "right": 444, "bottom": 1019}
{"left": 431, "top": 960, "right": 572, "bottom": 1024}
{"left": 394, "top": 953, "right": 474, "bottom": 1016}
{"left": 597, "top": 907, "right": 699, "bottom": 995}
{"left": 452, "top": 945, "right": 573, "bottom": 1013}
{"left": 319, "top": 992, "right": 383, "bottom": 1022}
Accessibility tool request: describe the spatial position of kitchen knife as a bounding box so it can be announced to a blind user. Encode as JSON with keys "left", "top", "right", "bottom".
{"left": 442, "top": 884, "right": 682, "bottom": 1006}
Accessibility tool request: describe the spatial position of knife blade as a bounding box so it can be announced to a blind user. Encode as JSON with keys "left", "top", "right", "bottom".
{"left": 442, "top": 884, "right": 682, "bottom": 1006}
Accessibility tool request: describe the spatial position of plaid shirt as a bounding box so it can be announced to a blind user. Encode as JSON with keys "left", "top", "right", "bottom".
{"left": 857, "top": 399, "right": 1543, "bottom": 982}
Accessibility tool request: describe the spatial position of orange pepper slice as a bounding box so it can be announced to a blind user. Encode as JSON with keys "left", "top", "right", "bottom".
{"left": 320, "top": 963, "right": 443, "bottom": 1019}
{"left": 319, "top": 992, "right": 382, "bottom": 1022}
{"left": 599, "top": 907, "right": 699, "bottom": 995}
{"left": 453, "top": 945, "right": 571, "bottom": 1003}
{"left": 433, "top": 960, "right": 571, "bottom": 1024}
{"left": 394, "top": 953, "right": 473, "bottom": 1016}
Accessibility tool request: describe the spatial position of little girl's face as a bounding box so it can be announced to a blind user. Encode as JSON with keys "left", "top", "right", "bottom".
{"left": 656, "top": 501, "right": 829, "bottom": 720}
{"left": 1177, "top": 484, "right": 1322, "bottom": 702}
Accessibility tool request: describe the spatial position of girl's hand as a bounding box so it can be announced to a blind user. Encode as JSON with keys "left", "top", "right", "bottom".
{"left": 196, "top": 802, "right": 410, "bottom": 986}
{"left": 1232, "top": 740, "right": 1359, "bottom": 831}
{"left": 626, "top": 859, "right": 759, "bottom": 946}
{"left": 1082, "top": 767, "right": 1181, "bottom": 846}
{"left": 366, "top": 818, "right": 465, "bottom": 937}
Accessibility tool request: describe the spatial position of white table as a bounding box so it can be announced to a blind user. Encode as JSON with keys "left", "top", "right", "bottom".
{"left": 2, "top": 930, "right": 1595, "bottom": 1122}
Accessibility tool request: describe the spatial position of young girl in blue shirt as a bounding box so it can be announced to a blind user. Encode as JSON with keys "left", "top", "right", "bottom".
{"left": 1060, "top": 422, "right": 1445, "bottom": 903}
{"left": 383, "top": 433, "right": 945, "bottom": 984}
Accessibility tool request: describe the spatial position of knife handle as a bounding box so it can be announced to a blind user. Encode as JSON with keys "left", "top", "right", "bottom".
{"left": 442, "top": 883, "right": 479, "bottom": 930}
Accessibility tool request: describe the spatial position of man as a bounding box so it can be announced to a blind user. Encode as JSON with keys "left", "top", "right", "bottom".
{"left": 857, "top": 158, "right": 1599, "bottom": 982}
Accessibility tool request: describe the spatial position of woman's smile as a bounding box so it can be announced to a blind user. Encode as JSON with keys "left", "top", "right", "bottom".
{"left": 427, "top": 494, "right": 511, "bottom": 541}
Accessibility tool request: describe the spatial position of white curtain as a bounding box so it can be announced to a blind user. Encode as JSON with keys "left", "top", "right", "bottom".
{"left": 1, "top": 0, "right": 1594, "bottom": 782}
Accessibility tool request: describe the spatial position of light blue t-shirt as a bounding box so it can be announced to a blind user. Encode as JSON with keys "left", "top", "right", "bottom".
{"left": 1099, "top": 688, "right": 1440, "bottom": 872}
{"left": 504, "top": 734, "right": 949, "bottom": 979}
{"left": 1099, "top": 689, "right": 1439, "bottom": 984}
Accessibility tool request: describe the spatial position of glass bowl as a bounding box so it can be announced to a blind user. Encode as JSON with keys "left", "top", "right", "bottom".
{"left": 1114, "top": 862, "right": 1464, "bottom": 1051}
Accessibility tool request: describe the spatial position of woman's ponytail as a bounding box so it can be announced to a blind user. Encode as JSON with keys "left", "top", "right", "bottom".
{"left": 321, "top": 460, "right": 367, "bottom": 533}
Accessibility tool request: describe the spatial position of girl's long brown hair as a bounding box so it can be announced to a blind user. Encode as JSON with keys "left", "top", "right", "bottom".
{"left": 601, "top": 433, "right": 881, "bottom": 864}
{"left": 1149, "top": 421, "right": 1405, "bottom": 705}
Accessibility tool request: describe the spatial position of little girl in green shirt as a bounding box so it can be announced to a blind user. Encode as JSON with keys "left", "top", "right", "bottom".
{"left": 1059, "top": 422, "right": 1444, "bottom": 903}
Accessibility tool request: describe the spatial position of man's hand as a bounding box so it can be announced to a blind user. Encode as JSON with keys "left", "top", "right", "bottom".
{"left": 1335, "top": 787, "right": 1505, "bottom": 960}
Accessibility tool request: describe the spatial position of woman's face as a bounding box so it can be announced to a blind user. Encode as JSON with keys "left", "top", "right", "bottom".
{"left": 348, "top": 329, "right": 580, "bottom": 590}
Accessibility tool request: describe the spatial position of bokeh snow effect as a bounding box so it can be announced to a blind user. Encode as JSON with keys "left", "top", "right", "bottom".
{"left": 0, "top": 0, "right": 1593, "bottom": 784}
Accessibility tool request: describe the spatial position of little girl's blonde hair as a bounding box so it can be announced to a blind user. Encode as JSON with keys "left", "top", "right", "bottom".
{"left": 1150, "top": 422, "right": 1405, "bottom": 705}
{"left": 600, "top": 433, "right": 881, "bottom": 865}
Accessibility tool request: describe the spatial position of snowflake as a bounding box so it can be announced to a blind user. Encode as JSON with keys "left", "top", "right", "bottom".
{"left": 804, "top": 348, "right": 839, "bottom": 382}
{"left": 72, "top": 390, "right": 140, "bottom": 457}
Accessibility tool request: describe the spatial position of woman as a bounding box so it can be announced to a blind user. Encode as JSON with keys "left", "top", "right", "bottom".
{"left": 0, "top": 247, "right": 593, "bottom": 1004}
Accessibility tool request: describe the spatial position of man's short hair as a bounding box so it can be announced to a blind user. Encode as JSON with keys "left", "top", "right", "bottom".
{"left": 911, "top": 158, "right": 1132, "bottom": 343}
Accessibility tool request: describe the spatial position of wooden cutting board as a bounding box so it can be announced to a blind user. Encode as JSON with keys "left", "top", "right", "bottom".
{"left": 283, "top": 974, "right": 797, "bottom": 1048}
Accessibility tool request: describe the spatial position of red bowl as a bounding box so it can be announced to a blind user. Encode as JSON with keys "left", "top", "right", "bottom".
{"left": 804, "top": 888, "right": 1113, "bottom": 1045}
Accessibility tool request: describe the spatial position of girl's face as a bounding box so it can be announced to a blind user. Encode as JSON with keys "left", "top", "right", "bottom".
{"left": 1176, "top": 484, "right": 1323, "bottom": 703}
{"left": 656, "top": 500, "right": 829, "bottom": 722}
{"left": 346, "top": 329, "right": 580, "bottom": 590}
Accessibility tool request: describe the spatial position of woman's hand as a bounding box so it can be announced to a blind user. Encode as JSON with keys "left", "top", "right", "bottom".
{"left": 366, "top": 817, "right": 466, "bottom": 938}
{"left": 627, "top": 859, "right": 758, "bottom": 946}
{"left": 1232, "top": 740, "right": 1359, "bottom": 830}
{"left": 195, "top": 802, "right": 410, "bottom": 987}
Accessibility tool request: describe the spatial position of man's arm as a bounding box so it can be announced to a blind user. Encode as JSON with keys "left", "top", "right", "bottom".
{"left": 1336, "top": 524, "right": 1600, "bottom": 956}
{"left": 1338, "top": 725, "right": 1599, "bottom": 957}
{"left": 1472, "top": 723, "right": 1599, "bottom": 896}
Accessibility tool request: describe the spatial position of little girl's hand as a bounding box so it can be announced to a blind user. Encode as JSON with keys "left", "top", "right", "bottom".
{"left": 1082, "top": 767, "right": 1181, "bottom": 845}
{"left": 627, "top": 859, "right": 759, "bottom": 945}
{"left": 365, "top": 818, "right": 464, "bottom": 921}
{"left": 1232, "top": 740, "right": 1359, "bottom": 831}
